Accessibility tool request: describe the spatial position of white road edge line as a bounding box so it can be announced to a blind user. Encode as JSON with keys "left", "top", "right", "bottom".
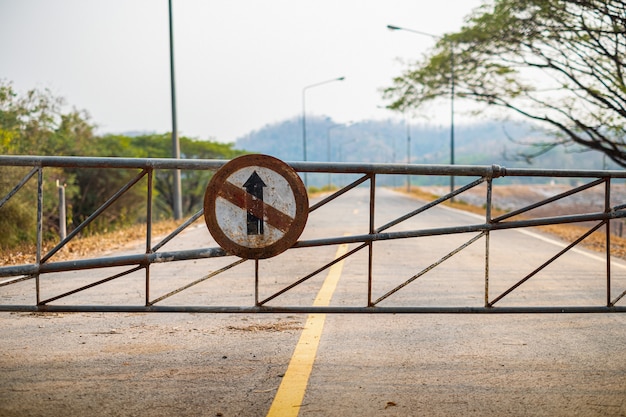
{"left": 441, "top": 204, "right": 626, "bottom": 270}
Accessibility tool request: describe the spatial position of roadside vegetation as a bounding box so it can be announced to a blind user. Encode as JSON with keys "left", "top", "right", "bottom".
{"left": 0, "top": 80, "right": 245, "bottom": 255}
{"left": 0, "top": 220, "right": 184, "bottom": 266}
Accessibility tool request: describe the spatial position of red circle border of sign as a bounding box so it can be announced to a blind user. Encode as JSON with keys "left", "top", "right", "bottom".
{"left": 203, "top": 154, "right": 309, "bottom": 259}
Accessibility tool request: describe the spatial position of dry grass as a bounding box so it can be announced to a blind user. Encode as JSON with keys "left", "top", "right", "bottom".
{"left": 406, "top": 186, "right": 626, "bottom": 259}
{"left": 226, "top": 320, "right": 303, "bottom": 332}
{"left": 0, "top": 220, "right": 182, "bottom": 266}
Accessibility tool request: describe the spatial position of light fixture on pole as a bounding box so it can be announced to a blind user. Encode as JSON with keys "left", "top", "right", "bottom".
{"left": 302, "top": 76, "right": 345, "bottom": 189}
{"left": 387, "top": 24, "right": 455, "bottom": 196}
{"left": 169, "top": 0, "right": 182, "bottom": 220}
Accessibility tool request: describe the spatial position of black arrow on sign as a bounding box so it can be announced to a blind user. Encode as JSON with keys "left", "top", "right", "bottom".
{"left": 243, "top": 171, "right": 267, "bottom": 235}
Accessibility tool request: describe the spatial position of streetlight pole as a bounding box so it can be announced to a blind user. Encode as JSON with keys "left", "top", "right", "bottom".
{"left": 302, "top": 76, "right": 345, "bottom": 189}
{"left": 387, "top": 24, "right": 455, "bottom": 196}
{"left": 377, "top": 105, "right": 397, "bottom": 187}
{"left": 449, "top": 46, "right": 455, "bottom": 195}
{"left": 169, "top": 0, "right": 182, "bottom": 220}
{"left": 405, "top": 112, "right": 411, "bottom": 193}
{"left": 327, "top": 122, "right": 351, "bottom": 190}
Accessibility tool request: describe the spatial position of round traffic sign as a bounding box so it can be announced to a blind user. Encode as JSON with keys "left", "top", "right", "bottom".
{"left": 203, "top": 154, "right": 309, "bottom": 259}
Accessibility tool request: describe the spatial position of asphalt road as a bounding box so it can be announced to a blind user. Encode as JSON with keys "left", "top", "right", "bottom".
{"left": 1, "top": 187, "right": 625, "bottom": 416}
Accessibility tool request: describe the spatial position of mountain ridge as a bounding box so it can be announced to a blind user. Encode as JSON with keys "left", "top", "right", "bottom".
{"left": 235, "top": 116, "right": 619, "bottom": 186}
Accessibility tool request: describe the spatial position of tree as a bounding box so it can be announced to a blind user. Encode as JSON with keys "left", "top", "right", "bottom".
{"left": 122, "top": 133, "right": 245, "bottom": 217}
{"left": 0, "top": 80, "right": 246, "bottom": 247}
{"left": 383, "top": 0, "right": 626, "bottom": 166}
{"left": 0, "top": 81, "right": 64, "bottom": 155}
{"left": 0, "top": 81, "right": 84, "bottom": 245}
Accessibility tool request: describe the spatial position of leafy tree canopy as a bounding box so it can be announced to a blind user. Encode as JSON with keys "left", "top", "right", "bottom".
{"left": 0, "top": 80, "right": 245, "bottom": 247}
{"left": 383, "top": 0, "right": 626, "bottom": 166}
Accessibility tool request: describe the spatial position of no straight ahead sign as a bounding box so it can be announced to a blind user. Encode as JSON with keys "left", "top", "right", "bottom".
{"left": 203, "top": 154, "right": 309, "bottom": 259}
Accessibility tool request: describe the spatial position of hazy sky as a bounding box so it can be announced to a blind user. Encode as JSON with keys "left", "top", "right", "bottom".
{"left": 1, "top": 0, "right": 485, "bottom": 143}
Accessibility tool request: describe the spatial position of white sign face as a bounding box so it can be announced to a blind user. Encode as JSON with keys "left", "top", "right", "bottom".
{"left": 204, "top": 154, "right": 308, "bottom": 259}
{"left": 215, "top": 166, "right": 296, "bottom": 248}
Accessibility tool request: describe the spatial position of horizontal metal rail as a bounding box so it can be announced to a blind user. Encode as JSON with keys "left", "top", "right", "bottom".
{"left": 1, "top": 155, "right": 625, "bottom": 313}
{"left": 2, "top": 154, "right": 626, "bottom": 177}
{"left": 2, "top": 210, "right": 623, "bottom": 279}
{"left": 3, "top": 305, "right": 625, "bottom": 314}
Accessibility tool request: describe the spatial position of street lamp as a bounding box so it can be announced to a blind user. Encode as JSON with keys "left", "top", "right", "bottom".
{"left": 387, "top": 24, "right": 455, "bottom": 196}
{"left": 302, "top": 76, "right": 345, "bottom": 188}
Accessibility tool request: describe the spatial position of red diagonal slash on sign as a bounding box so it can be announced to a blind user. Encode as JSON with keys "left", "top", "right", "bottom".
{"left": 217, "top": 181, "right": 293, "bottom": 234}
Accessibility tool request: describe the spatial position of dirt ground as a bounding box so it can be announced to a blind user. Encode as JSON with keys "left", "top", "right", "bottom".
{"left": 0, "top": 311, "right": 306, "bottom": 417}
{"left": 1, "top": 311, "right": 624, "bottom": 417}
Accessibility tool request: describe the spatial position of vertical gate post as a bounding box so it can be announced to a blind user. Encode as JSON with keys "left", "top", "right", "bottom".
{"left": 57, "top": 180, "right": 67, "bottom": 241}
{"left": 484, "top": 177, "right": 493, "bottom": 307}
{"left": 605, "top": 178, "right": 611, "bottom": 306}
{"left": 145, "top": 169, "right": 154, "bottom": 306}
{"left": 368, "top": 174, "right": 376, "bottom": 306}
{"left": 36, "top": 167, "right": 43, "bottom": 305}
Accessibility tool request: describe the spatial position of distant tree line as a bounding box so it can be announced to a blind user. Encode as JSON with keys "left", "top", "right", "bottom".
{"left": 0, "top": 80, "right": 244, "bottom": 248}
{"left": 236, "top": 115, "right": 617, "bottom": 189}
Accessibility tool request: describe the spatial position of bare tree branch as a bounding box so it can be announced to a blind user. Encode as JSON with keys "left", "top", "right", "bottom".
{"left": 384, "top": 0, "right": 626, "bottom": 167}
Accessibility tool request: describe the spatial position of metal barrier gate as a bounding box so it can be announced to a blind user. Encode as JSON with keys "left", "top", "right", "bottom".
{"left": 1, "top": 155, "right": 625, "bottom": 313}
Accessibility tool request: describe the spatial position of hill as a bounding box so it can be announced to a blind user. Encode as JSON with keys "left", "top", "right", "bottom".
{"left": 235, "top": 116, "right": 620, "bottom": 187}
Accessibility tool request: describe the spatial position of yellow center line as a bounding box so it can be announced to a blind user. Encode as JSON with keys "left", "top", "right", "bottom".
{"left": 266, "top": 243, "right": 349, "bottom": 417}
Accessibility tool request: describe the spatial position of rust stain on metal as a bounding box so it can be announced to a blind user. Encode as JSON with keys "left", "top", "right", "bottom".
{"left": 217, "top": 180, "right": 293, "bottom": 234}
{"left": 203, "top": 154, "right": 308, "bottom": 259}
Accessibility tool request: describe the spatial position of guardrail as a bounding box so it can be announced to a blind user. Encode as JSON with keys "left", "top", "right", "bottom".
{"left": 1, "top": 155, "right": 625, "bottom": 313}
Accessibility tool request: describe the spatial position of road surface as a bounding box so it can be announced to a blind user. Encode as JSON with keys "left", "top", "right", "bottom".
{"left": 1, "top": 187, "right": 625, "bottom": 416}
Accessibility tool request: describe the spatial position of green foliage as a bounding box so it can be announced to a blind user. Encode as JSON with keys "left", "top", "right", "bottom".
{"left": 307, "top": 184, "right": 339, "bottom": 195}
{"left": 0, "top": 167, "right": 36, "bottom": 248}
{"left": 0, "top": 81, "right": 84, "bottom": 245}
{"left": 96, "top": 133, "right": 245, "bottom": 219}
{"left": 383, "top": 0, "right": 626, "bottom": 166}
{"left": 0, "top": 80, "right": 245, "bottom": 247}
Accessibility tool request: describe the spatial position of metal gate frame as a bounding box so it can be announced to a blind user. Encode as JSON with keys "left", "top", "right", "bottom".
{"left": 1, "top": 155, "right": 625, "bottom": 313}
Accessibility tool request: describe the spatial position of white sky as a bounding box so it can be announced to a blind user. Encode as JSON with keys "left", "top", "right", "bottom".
{"left": 0, "top": 0, "right": 485, "bottom": 143}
